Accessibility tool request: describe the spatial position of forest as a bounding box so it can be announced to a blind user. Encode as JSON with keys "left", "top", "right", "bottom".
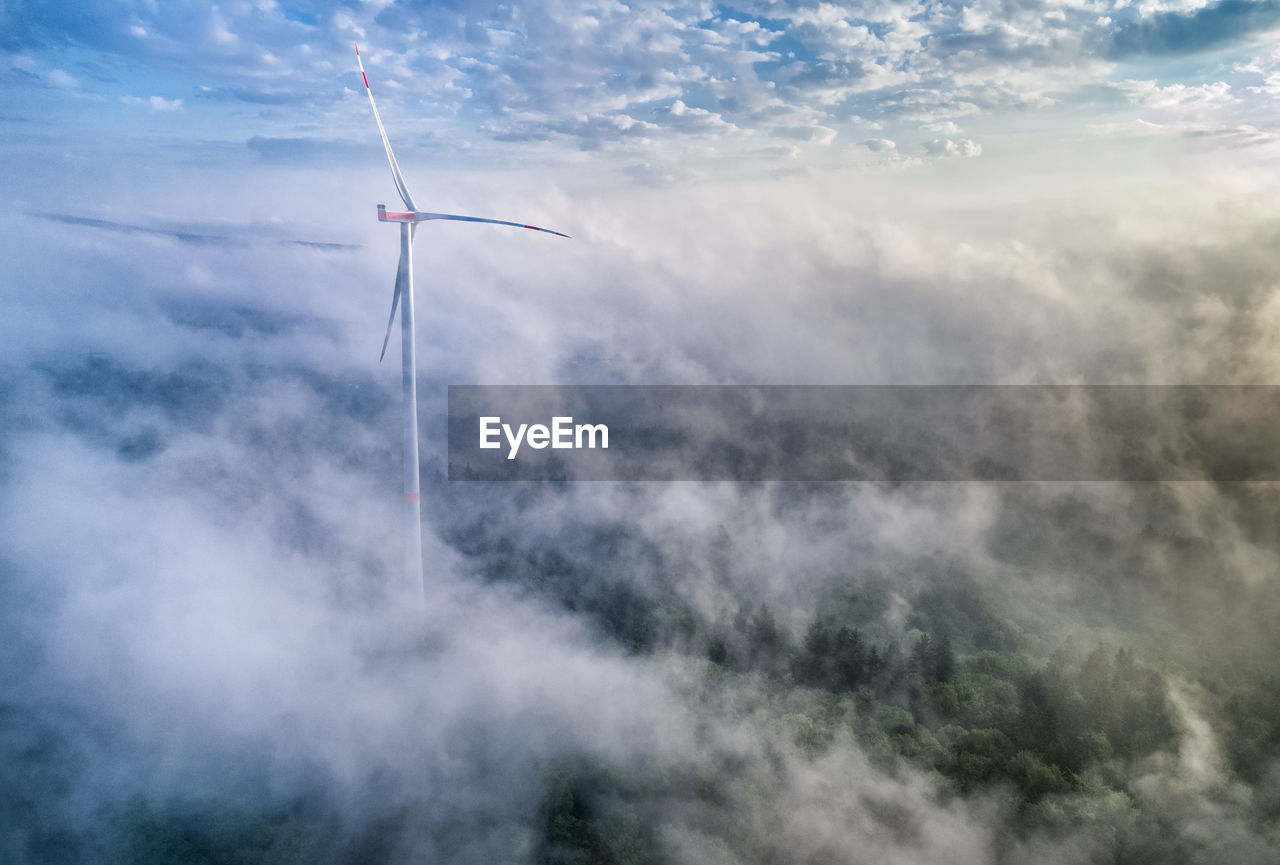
{"left": 11, "top": 199, "right": 1280, "bottom": 864}
{"left": 10, "top": 454, "right": 1275, "bottom": 864}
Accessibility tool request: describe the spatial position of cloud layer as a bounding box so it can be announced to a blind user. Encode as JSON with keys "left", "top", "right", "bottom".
{"left": 5, "top": 0, "right": 1280, "bottom": 167}
{"left": 7, "top": 2, "right": 1280, "bottom": 863}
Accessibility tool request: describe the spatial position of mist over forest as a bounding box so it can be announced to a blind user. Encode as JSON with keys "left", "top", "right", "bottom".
{"left": 8, "top": 0, "right": 1280, "bottom": 855}
{"left": 5, "top": 143, "right": 1280, "bottom": 865}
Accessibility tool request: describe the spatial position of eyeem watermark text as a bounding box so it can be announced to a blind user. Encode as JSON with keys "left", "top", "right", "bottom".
{"left": 479, "top": 416, "right": 610, "bottom": 460}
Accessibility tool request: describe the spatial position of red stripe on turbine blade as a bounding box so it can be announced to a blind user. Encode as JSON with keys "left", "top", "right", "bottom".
{"left": 362, "top": 71, "right": 369, "bottom": 89}
{"left": 404, "top": 492, "right": 420, "bottom": 503}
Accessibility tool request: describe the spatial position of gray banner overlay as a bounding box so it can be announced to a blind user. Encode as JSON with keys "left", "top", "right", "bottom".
{"left": 447, "top": 385, "right": 1280, "bottom": 481}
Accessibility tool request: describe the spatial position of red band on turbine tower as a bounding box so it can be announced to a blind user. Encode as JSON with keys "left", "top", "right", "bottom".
{"left": 404, "top": 492, "right": 420, "bottom": 503}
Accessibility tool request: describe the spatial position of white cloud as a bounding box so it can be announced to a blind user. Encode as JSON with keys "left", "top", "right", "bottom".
{"left": 656, "top": 99, "right": 742, "bottom": 136}
{"left": 1126, "top": 79, "right": 1237, "bottom": 111}
{"left": 209, "top": 4, "right": 237, "bottom": 45}
{"left": 9, "top": 107, "right": 1280, "bottom": 861}
{"left": 922, "top": 137, "right": 982, "bottom": 157}
{"left": 47, "top": 68, "right": 77, "bottom": 89}
{"left": 771, "top": 122, "right": 838, "bottom": 144}
{"left": 7, "top": 0, "right": 1278, "bottom": 163}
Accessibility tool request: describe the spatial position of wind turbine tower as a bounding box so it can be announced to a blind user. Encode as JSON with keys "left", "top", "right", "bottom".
{"left": 355, "top": 44, "right": 569, "bottom": 597}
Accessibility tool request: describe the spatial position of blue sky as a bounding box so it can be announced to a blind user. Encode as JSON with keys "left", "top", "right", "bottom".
{"left": 4, "top": 0, "right": 1280, "bottom": 175}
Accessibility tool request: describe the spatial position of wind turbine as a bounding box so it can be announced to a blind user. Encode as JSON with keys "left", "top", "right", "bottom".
{"left": 355, "top": 43, "right": 569, "bottom": 597}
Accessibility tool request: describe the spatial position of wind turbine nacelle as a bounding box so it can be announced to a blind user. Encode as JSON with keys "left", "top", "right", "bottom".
{"left": 378, "top": 204, "right": 421, "bottom": 223}
{"left": 377, "top": 205, "right": 570, "bottom": 237}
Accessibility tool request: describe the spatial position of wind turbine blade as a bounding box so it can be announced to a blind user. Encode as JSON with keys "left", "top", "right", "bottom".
{"left": 380, "top": 242, "right": 410, "bottom": 362}
{"left": 416, "top": 212, "right": 570, "bottom": 238}
{"left": 355, "top": 43, "right": 417, "bottom": 212}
